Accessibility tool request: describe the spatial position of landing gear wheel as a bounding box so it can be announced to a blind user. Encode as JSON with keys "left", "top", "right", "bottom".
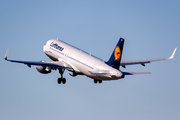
{"left": 94, "top": 80, "right": 97, "bottom": 84}
{"left": 62, "top": 78, "right": 66, "bottom": 84}
{"left": 58, "top": 78, "right": 62, "bottom": 84}
{"left": 94, "top": 79, "right": 102, "bottom": 84}
{"left": 57, "top": 78, "right": 66, "bottom": 84}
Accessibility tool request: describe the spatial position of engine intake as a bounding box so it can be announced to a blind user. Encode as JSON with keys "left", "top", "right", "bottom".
{"left": 36, "top": 66, "right": 51, "bottom": 74}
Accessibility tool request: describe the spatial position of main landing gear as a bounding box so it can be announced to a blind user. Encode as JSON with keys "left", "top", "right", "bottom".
{"left": 94, "top": 79, "right": 102, "bottom": 84}
{"left": 58, "top": 69, "right": 66, "bottom": 84}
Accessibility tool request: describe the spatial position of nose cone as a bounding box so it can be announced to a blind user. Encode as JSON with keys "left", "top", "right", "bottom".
{"left": 43, "top": 40, "right": 51, "bottom": 53}
{"left": 43, "top": 42, "right": 48, "bottom": 53}
{"left": 43, "top": 45, "right": 46, "bottom": 52}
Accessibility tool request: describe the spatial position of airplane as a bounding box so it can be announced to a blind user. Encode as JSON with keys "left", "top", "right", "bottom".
{"left": 4, "top": 38, "right": 177, "bottom": 84}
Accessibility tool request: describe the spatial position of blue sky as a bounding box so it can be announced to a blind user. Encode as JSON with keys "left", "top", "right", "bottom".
{"left": 0, "top": 0, "right": 180, "bottom": 120}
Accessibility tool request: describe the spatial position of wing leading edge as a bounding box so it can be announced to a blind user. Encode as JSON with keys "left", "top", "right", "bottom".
{"left": 4, "top": 49, "right": 73, "bottom": 70}
{"left": 121, "top": 47, "right": 177, "bottom": 68}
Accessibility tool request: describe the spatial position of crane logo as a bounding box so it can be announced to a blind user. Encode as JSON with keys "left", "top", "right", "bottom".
{"left": 114, "top": 46, "right": 121, "bottom": 60}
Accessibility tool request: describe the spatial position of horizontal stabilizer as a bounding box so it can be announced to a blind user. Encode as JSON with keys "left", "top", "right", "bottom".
{"left": 122, "top": 72, "right": 151, "bottom": 75}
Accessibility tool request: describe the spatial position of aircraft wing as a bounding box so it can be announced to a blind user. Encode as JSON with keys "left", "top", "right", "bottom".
{"left": 4, "top": 49, "right": 73, "bottom": 71}
{"left": 120, "top": 47, "right": 177, "bottom": 68}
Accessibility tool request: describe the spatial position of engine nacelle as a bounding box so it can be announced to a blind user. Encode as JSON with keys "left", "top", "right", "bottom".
{"left": 36, "top": 66, "right": 51, "bottom": 74}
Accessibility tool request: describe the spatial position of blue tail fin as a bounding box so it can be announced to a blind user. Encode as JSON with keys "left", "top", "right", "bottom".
{"left": 106, "top": 38, "right": 124, "bottom": 70}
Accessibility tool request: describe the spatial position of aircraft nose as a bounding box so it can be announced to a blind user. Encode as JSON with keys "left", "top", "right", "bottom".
{"left": 43, "top": 45, "right": 47, "bottom": 53}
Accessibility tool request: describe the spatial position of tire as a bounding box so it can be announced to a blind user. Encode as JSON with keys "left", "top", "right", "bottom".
{"left": 62, "top": 78, "right": 66, "bottom": 84}
{"left": 58, "top": 78, "right": 62, "bottom": 84}
{"left": 94, "top": 80, "right": 97, "bottom": 84}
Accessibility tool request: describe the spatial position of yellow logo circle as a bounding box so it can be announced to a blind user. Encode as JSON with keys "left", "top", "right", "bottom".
{"left": 114, "top": 46, "right": 121, "bottom": 60}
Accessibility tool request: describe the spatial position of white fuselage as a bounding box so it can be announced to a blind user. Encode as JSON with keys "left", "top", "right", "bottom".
{"left": 43, "top": 39, "right": 123, "bottom": 80}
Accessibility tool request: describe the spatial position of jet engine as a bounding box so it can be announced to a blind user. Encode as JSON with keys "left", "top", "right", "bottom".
{"left": 36, "top": 66, "right": 51, "bottom": 74}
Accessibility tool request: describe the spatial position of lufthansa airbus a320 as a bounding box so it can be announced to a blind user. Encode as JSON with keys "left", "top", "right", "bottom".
{"left": 4, "top": 38, "right": 177, "bottom": 84}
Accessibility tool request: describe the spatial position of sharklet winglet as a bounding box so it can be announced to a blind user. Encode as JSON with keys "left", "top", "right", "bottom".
{"left": 169, "top": 47, "right": 177, "bottom": 59}
{"left": 4, "top": 49, "right": 9, "bottom": 60}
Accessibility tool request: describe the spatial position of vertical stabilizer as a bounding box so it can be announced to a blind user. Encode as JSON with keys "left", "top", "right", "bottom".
{"left": 106, "top": 38, "right": 124, "bottom": 70}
